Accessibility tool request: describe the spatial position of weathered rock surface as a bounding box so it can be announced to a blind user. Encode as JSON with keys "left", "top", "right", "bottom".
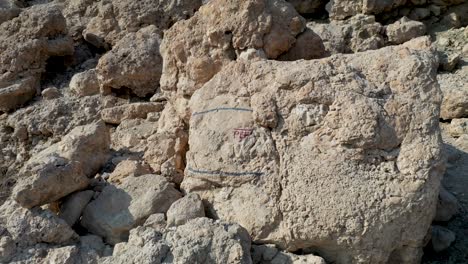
{"left": 0, "top": 4, "right": 73, "bottom": 111}
{"left": 101, "top": 102, "right": 165, "bottom": 125}
{"left": 182, "top": 38, "right": 444, "bottom": 263}
{"left": 108, "top": 160, "right": 152, "bottom": 183}
{"left": 160, "top": 0, "right": 307, "bottom": 98}
{"left": 308, "top": 15, "right": 384, "bottom": 54}
{"left": 166, "top": 193, "right": 205, "bottom": 226}
{"left": 386, "top": 17, "right": 426, "bottom": 44}
{"left": 83, "top": 0, "right": 203, "bottom": 47}
{"left": 97, "top": 26, "right": 163, "bottom": 97}
{"left": 59, "top": 190, "right": 94, "bottom": 226}
{"left": 327, "top": 0, "right": 407, "bottom": 20}
{"left": 81, "top": 174, "right": 182, "bottom": 244}
{"left": 0, "top": 200, "right": 77, "bottom": 247}
{"left": 11, "top": 121, "right": 109, "bottom": 208}
{"left": 252, "top": 244, "right": 326, "bottom": 264}
{"left": 104, "top": 218, "right": 252, "bottom": 264}
{"left": 278, "top": 28, "right": 327, "bottom": 61}
{"left": 439, "top": 66, "right": 468, "bottom": 119}
{"left": 0, "top": 0, "right": 21, "bottom": 25}
{"left": 70, "top": 69, "right": 100, "bottom": 97}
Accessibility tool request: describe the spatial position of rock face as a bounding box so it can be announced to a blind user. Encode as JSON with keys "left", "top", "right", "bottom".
{"left": 439, "top": 65, "right": 468, "bottom": 119}
{"left": 308, "top": 15, "right": 384, "bottom": 54}
{"left": 0, "top": 4, "right": 73, "bottom": 112}
{"left": 182, "top": 38, "right": 444, "bottom": 263}
{"left": 105, "top": 218, "right": 252, "bottom": 264}
{"left": 101, "top": 102, "right": 165, "bottom": 125}
{"left": 12, "top": 121, "right": 109, "bottom": 208}
{"left": 166, "top": 193, "right": 205, "bottom": 226}
{"left": 327, "top": 0, "right": 407, "bottom": 20}
{"left": 83, "top": 0, "right": 203, "bottom": 47}
{"left": 160, "top": 0, "right": 308, "bottom": 98}
{"left": 0, "top": 200, "right": 77, "bottom": 247}
{"left": 386, "top": 17, "right": 426, "bottom": 45}
{"left": 97, "top": 26, "right": 163, "bottom": 97}
{"left": 81, "top": 174, "right": 182, "bottom": 244}
{"left": 252, "top": 244, "right": 326, "bottom": 264}
{"left": 69, "top": 69, "right": 100, "bottom": 97}
{"left": 59, "top": 190, "right": 94, "bottom": 226}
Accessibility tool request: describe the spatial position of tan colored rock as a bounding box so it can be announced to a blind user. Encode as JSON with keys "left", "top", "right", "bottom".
{"left": 160, "top": 0, "right": 307, "bottom": 98}
{"left": 106, "top": 218, "right": 252, "bottom": 264}
{"left": 252, "top": 244, "right": 326, "bottom": 264}
{"left": 97, "top": 26, "right": 162, "bottom": 97}
{"left": 0, "top": 200, "right": 77, "bottom": 247}
{"left": 70, "top": 69, "right": 99, "bottom": 97}
{"left": 108, "top": 160, "right": 152, "bottom": 183}
{"left": 182, "top": 38, "right": 444, "bottom": 263}
{"left": 59, "top": 190, "right": 94, "bottom": 226}
{"left": 83, "top": 0, "right": 202, "bottom": 47}
{"left": 101, "top": 102, "right": 165, "bottom": 125}
{"left": 13, "top": 156, "right": 89, "bottom": 209}
{"left": 326, "top": 0, "right": 407, "bottom": 20}
{"left": 439, "top": 66, "right": 468, "bottom": 119}
{"left": 0, "top": 4, "right": 73, "bottom": 111}
{"left": 386, "top": 17, "right": 426, "bottom": 45}
{"left": 81, "top": 174, "right": 182, "bottom": 244}
{"left": 12, "top": 121, "right": 110, "bottom": 208}
{"left": 143, "top": 213, "right": 166, "bottom": 231}
{"left": 41, "top": 87, "right": 61, "bottom": 100}
{"left": 445, "top": 118, "right": 468, "bottom": 137}
{"left": 278, "top": 28, "right": 328, "bottom": 61}
{"left": 308, "top": 15, "right": 384, "bottom": 54}
{"left": 166, "top": 193, "right": 205, "bottom": 227}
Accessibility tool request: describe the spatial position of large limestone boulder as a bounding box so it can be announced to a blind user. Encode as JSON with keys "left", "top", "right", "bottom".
{"left": 0, "top": 200, "right": 77, "bottom": 247}
{"left": 12, "top": 122, "right": 110, "bottom": 208}
{"left": 97, "top": 26, "right": 163, "bottom": 97}
{"left": 0, "top": 4, "right": 73, "bottom": 112}
{"left": 81, "top": 174, "right": 182, "bottom": 244}
{"left": 83, "top": 0, "right": 203, "bottom": 47}
{"left": 104, "top": 218, "right": 252, "bottom": 264}
{"left": 160, "top": 0, "right": 308, "bottom": 98}
{"left": 182, "top": 38, "right": 444, "bottom": 263}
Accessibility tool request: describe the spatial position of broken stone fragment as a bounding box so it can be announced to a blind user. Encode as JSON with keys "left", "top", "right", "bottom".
{"left": 386, "top": 17, "right": 426, "bottom": 45}
{"left": 81, "top": 174, "right": 182, "bottom": 244}
{"left": 69, "top": 69, "right": 100, "bottom": 97}
{"left": 101, "top": 102, "right": 165, "bottom": 125}
{"left": 166, "top": 193, "right": 205, "bottom": 227}
{"left": 434, "top": 186, "right": 459, "bottom": 222}
{"left": 108, "top": 160, "right": 152, "bottom": 183}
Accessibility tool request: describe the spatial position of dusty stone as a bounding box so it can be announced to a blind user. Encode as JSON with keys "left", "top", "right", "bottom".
{"left": 445, "top": 118, "right": 468, "bottom": 137}
{"left": 308, "top": 15, "right": 384, "bottom": 54}
{"left": 386, "top": 17, "right": 426, "bottom": 44}
{"left": 106, "top": 218, "right": 251, "bottom": 264}
{"left": 434, "top": 186, "right": 459, "bottom": 222}
{"left": 41, "top": 87, "right": 61, "bottom": 100}
{"left": 143, "top": 213, "right": 166, "bottom": 232}
{"left": 252, "top": 244, "right": 326, "bottom": 264}
{"left": 432, "top": 225, "right": 456, "bottom": 252}
{"left": 166, "top": 193, "right": 205, "bottom": 227}
{"left": 0, "top": 200, "right": 77, "bottom": 247}
{"left": 13, "top": 155, "right": 89, "bottom": 209}
{"left": 278, "top": 28, "right": 328, "bottom": 61}
{"left": 439, "top": 66, "right": 468, "bottom": 119}
{"left": 439, "top": 52, "right": 460, "bottom": 72}
{"left": 160, "top": 0, "right": 307, "bottom": 98}
{"left": 83, "top": 0, "right": 202, "bottom": 47}
{"left": 326, "top": 0, "right": 407, "bottom": 20}
{"left": 101, "top": 102, "right": 165, "bottom": 125}
{"left": 108, "top": 160, "right": 152, "bottom": 183}
{"left": 97, "top": 26, "right": 162, "bottom": 97}
{"left": 0, "top": 4, "right": 73, "bottom": 111}
{"left": 69, "top": 69, "right": 99, "bottom": 97}
{"left": 59, "top": 190, "right": 94, "bottom": 226}
{"left": 81, "top": 174, "right": 182, "bottom": 244}
{"left": 182, "top": 38, "right": 444, "bottom": 263}
{"left": 45, "top": 246, "right": 81, "bottom": 264}
{"left": 0, "top": 235, "right": 16, "bottom": 263}
{"left": 80, "top": 234, "right": 106, "bottom": 255}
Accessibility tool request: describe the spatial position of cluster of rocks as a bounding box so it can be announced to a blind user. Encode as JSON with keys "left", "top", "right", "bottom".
{"left": 0, "top": 0, "right": 467, "bottom": 263}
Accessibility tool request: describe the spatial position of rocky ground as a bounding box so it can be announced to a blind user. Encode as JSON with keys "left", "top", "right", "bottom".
{"left": 0, "top": 0, "right": 467, "bottom": 263}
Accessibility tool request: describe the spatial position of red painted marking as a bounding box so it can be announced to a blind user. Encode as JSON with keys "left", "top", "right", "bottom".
{"left": 233, "top": 128, "right": 253, "bottom": 141}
